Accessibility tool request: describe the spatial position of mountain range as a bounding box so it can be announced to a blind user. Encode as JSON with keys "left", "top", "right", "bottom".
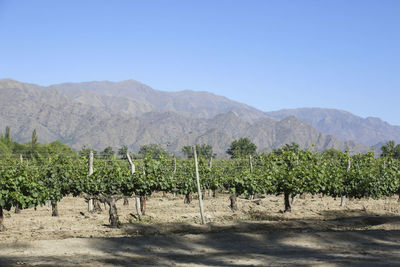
{"left": 1, "top": 78, "right": 398, "bottom": 157}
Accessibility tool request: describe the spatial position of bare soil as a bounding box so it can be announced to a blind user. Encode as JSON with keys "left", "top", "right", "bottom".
{"left": 1, "top": 193, "right": 400, "bottom": 266}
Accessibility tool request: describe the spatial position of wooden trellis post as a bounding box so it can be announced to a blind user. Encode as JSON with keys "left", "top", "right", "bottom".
{"left": 88, "top": 150, "right": 94, "bottom": 212}
{"left": 193, "top": 146, "right": 206, "bottom": 224}
{"left": 341, "top": 158, "right": 351, "bottom": 207}
{"left": 127, "top": 152, "right": 141, "bottom": 220}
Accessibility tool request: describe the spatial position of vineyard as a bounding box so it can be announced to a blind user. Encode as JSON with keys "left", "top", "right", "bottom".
{"left": 1, "top": 149, "right": 400, "bottom": 231}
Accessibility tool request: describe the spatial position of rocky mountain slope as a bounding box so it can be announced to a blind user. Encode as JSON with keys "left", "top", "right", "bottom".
{"left": 266, "top": 108, "right": 400, "bottom": 146}
{"left": 48, "top": 80, "right": 268, "bottom": 123}
{"left": 0, "top": 79, "right": 380, "bottom": 156}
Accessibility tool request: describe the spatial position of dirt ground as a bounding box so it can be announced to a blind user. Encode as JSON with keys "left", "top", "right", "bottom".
{"left": 1, "top": 193, "right": 400, "bottom": 266}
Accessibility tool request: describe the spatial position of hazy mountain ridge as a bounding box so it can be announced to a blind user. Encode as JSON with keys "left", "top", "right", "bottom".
{"left": 0, "top": 79, "right": 384, "bottom": 156}
{"left": 266, "top": 108, "right": 400, "bottom": 146}
{"left": 48, "top": 80, "right": 268, "bottom": 122}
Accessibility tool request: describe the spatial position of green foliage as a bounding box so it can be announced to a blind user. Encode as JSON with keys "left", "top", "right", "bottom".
{"left": 273, "top": 150, "right": 311, "bottom": 196}
{"left": 0, "top": 141, "right": 11, "bottom": 158}
{"left": 0, "top": 140, "right": 399, "bottom": 220}
{"left": 182, "top": 144, "right": 216, "bottom": 159}
{"left": 31, "top": 129, "right": 38, "bottom": 145}
{"left": 268, "top": 148, "right": 335, "bottom": 201}
{"left": 44, "top": 141, "right": 77, "bottom": 157}
{"left": 130, "top": 155, "right": 175, "bottom": 196}
{"left": 374, "top": 157, "right": 400, "bottom": 198}
{"left": 321, "top": 151, "right": 348, "bottom": 197}
{"left": 226, "top": 138, "right": 257, "bottom": 158}
{"left": 344, "top": 152, "right": 399, "bottom": 199}
{"left": 322, "top": 148, "right": 343, "bottom": 159}
{"left": 0, "top": 159, "right": 48, "bottom": 211}
{"left": 273, "top": 142, "right": 300, "bottom": 155}
{"left": 40, "top": 155, "right": 84, "bottom": 204}
{"left": 172, "top": 158, "right": 195, "bottom": 196}
{"left": 5, "top": 126, "right": 11, "bottom": 142}
{"left": 118, "top": 145, "right": 129, "bottom": 160}
{"left": 79, "top": 145, "right": 98, "bottom": 158}
{"left": 381, "top": 141, "right": 400, "bottom": 159}
{"left": 221, "top": 156, "right": 273, "bottom": 197}
{"left": 199, "top": 158, "right": 220, "bottom": 192}
{"left": 100, "top": 146, "right": 115, "bottom": 159}
{"left": 0, "top": 135, "right": 77, "bottom": 161}
{"left": 72, "top": 158, "right": 130, "bottom": 198}
{"left": 139, "top": 144, "right": 169, "bottom": 159}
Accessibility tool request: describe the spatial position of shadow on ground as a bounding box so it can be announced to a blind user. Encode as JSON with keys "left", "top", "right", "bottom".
{"left": 1, "top": 212, "right": 400, "bottom": 266}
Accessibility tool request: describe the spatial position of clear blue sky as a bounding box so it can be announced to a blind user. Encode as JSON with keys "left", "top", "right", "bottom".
{"left": 1, "top": 0, "right": 399, "bottom": 124}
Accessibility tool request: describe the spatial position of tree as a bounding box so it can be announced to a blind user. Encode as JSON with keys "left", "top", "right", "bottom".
{"left": 79, "top": 146, "right": 98, "bottom": 158}
{"left": 226, "top": 138, "right": 257, "bottom": 158}
{"left": 101, "top": 146, "right": 115, "bottom": 159}
{"left": 273, "top": 142, "right": 300, "bottom": 155}
{"left": 138, "top": 144, "right": 169, "bottom": 159}
{"left": 31, "top": 129, "right": 38, "bottom": 145}
{"left": 45, "top": 141, "right": 77, "bottom": 157}
{"left": 118, "top": 145, "right": 129, "bottom": 159}
{"left": 322, "top": 148, "right": 343, "bottom": 159}
{"left": 182, "top": 144, "right": 216, "bottom": 159}
{"left": 381, "top": 141, "right": 400, "bottom": 159}
{"left": 0, "top": 141, "right": 10, "bottom": 158}
{"left": 4, "top": 126, "right": 11, "bottom": 142}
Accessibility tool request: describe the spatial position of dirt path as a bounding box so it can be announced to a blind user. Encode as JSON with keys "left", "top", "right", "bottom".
{"left": 1, "top": 194, "right": 400, "bottom": 266}
{"left": 1, "top": 229, "right": 400, "bottom": 266}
